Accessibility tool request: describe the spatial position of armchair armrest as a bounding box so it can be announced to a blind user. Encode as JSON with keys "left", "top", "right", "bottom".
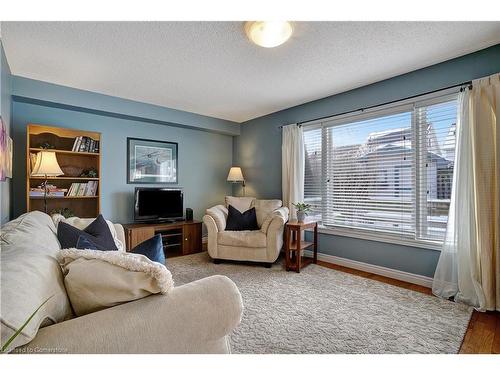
{"left": 205, "top": 205, "right": 228, "bottom": 232}
{"left": 261, "top": 207, "right": 289, "bottom": 234}
{"left": 21, "top": 275, "right": 243, "bottom": 354}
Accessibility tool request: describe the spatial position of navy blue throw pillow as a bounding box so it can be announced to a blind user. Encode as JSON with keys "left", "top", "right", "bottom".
{"left": 225, "top": 205, "right": 259, "bottom": 231}
{"left": 57, "top": 214, "right": 118, "bottom": 251}
{"left": 76, "top": 235, "right": 99, "bottom": 250}
{"left": 130, "top": 234, "right": 165, "bottom": 265}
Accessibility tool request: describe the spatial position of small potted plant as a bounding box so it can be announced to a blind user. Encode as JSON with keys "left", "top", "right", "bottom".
{"left": 292, "top": 202, "right": 312, "bottom": 222}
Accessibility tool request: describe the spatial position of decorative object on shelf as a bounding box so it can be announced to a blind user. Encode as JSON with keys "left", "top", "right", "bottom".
{"left": 80, "top": 167, "right": 98, "bottom": 178}
{"left": 60, "top": 165, "right": 84, "bottom": 177}
{"left": 292, "top": 202, "right": 312, "bottom": 222}
{"left": 227, "top": 166, "right": 246, "bottom": 196}
{"left": 127, "top": 138, "right": 178, "bottom": 184}
{"left": 0, "top": 116, "right": 7, "bottom": 181}
{"left": 39, "top": 141, "right": 55, "bottom": 149}
{"left": 31, "top": 151, "right": 64, "bottom": 213}
{"left": 50, "top": 207, "right": 75, "bottom": 218}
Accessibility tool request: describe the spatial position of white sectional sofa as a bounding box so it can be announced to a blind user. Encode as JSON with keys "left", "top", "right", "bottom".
{"left": 0, "top": 211, "right": 243, "bottom": 353}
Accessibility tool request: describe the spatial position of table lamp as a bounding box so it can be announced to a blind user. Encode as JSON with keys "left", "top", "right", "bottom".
{"left": 31, "top": 151, "right": 64, "bottom": 213}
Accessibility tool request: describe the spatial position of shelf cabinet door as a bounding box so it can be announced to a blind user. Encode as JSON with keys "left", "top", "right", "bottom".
{"left": 182, "top": 223, "right": 202, "bottom": 255}
{"left": 127, "top": 227, "right": 155, "bottom": 250}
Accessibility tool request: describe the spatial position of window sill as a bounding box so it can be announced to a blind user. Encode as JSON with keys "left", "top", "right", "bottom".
{"left": 306, "top": 226, "right": 443, "bottom": 251}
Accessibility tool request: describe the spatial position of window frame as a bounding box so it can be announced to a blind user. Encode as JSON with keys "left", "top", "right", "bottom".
{"left": 302, "top": 89, "right": 460, "bottom": 251}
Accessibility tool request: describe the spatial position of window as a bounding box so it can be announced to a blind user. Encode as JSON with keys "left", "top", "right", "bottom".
{"left": 303, "top": 93, "right": 458, "bottom": 247}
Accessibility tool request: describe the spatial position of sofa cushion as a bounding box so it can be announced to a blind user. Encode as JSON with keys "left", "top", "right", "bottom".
{"left": 254, "top": 199, "right": 283, "bottom": 228}
{"left": 0, "top": 211, "right": 73, "bottom": 351}
{"left": 218, "top": 230, "right": 267, "bottom": 248}
{"left": 130, "top": 234, "right": 166, "bottom": 265}
{"left": 57, "top": 215, "right": 118, "bottom": 251}
{"left": 1, "top": 210, "right": 60, "bottom": 249}
{"left": 76, "top": 235, "right": 100, "bottom": 250}
{"left": 225, "top": 205, "right": 259, "bottom": 231}
{"left": 58, "top": 249, "right": 174, "bottom": 316}
{"left": 52, "top": 214, "right": 125, "bottom": 251}
{"left": 224, "top": 196, "right": 255, "bottom": 213}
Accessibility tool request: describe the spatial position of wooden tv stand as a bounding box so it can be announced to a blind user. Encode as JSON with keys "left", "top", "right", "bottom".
{"left": 123, "top": 220, "right": 202, "bottom": 258}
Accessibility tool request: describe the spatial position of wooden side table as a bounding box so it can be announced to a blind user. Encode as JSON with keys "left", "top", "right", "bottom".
{"left": 284, "top": 219, "right": 318, "bottom": 273}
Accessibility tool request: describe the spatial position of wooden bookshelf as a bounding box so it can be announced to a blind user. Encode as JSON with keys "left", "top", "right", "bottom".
{"left": 26, "top": 124, "right": 101, "bottom": 218}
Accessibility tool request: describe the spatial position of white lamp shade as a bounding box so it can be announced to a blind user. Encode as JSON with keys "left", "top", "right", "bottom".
{"left": 31, "top": 151, "right": 64, "bottom": 177}
{"left": 227, "top": 167, "right": 245, "bottom": 182}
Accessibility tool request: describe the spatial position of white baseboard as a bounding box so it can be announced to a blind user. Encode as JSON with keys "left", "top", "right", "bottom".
{"left": 303, "top": 250, "right": 433, "bottom": 288}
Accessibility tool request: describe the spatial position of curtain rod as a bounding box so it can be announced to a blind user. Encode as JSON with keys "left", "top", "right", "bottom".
{"left": 279, "top": 81, "right": 472, "bottom": 129}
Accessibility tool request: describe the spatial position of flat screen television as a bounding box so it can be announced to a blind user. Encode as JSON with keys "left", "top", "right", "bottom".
{"left": 134, "top": 187, "right": 184, "bottom": 222}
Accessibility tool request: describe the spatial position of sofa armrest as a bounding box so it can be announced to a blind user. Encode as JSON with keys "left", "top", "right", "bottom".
{"left": 21, "top": 275, "right": 243, "bottom": 354}
{"left": 113, "top": 223, "right": 126, "bottom": 251}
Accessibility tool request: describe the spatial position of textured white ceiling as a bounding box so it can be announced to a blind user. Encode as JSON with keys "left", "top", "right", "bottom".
{"left": 2, "top": 22, "right": 499, "bottom": 122}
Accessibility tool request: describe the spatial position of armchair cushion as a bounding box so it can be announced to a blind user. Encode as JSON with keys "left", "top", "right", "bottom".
{"left": 218, "top": 230, "right": 267, "bottom": 248}
{"left": 225, "top": 205, "right": 259, "bottom": 231}
{"left": 205, "top": 205, "right": 228, "bottom": 232}
{"left": 254, "top": 199, "right": 283, "bottom": 228}
{"left": 224, "top": 196, "right": 255, "bottom": 213}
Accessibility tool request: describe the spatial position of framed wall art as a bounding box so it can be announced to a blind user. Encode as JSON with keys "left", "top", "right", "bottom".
{"left": 127, "top": 138, "right": 178, "bottom": 184}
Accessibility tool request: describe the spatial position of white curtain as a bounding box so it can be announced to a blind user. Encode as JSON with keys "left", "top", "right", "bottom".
{"left": 433, "top": 73, "right": 500, "bottom": 311}
{"left": 282, "top": 124, "right": 305, "bottom": 219}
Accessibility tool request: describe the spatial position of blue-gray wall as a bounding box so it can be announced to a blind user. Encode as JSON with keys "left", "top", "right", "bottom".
{"left": 13, "top": 76, "right": 240, "bottom": 136}
{"left": 0, "top": 40, "right": 12, "bottom": 224}
{"left": 11, "top": 78, "right": 235, "bottom": 224}
{"left": 233, "top": 44, "right": 500, "bottom": 277}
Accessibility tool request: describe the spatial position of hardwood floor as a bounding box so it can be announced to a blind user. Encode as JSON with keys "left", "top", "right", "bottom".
{"left": 316, "top": 260, "right": 500, "bottom": 354}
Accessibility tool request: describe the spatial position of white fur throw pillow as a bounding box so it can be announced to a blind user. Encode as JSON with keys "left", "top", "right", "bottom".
{"left": 58, "top": 249, "right": 174, "bottom": 316}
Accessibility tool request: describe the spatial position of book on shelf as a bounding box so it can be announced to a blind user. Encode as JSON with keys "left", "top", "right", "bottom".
{"left": 67, "top": 181, "right": 98, "bottom": 197}
{"left": 29, "top": 185, "right": 68, "bottom": 198}
{"left": 71, "top": 136, "right": 99, "bottom": 153}
{"left": 77, "top": 183, "right": 86, "bottom": 196}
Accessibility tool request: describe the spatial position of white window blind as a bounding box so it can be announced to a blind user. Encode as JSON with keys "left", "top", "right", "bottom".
{"left": 303, "top": 93, "right": 458, "bottom": 246}
{"left": 415, "top": 98, "right": 457, "bottom": 242}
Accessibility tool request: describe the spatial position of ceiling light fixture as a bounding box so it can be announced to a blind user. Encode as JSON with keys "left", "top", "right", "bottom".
{"left": 245, "top": 21, "right": 293, "bottom": 48}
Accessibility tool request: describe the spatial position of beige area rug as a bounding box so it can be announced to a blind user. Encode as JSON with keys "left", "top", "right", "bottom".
{"left": 167, "top": 252, "right": 472, "bottom": 354}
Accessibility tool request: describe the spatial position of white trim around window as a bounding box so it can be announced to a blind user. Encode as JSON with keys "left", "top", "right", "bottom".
{"left": 313, "top": 226, "right": 443, "bottom": 251}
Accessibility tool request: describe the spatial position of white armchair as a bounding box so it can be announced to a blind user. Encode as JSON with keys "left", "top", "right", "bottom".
{"left": 203, "top": 197, "right": 289, "bottom": 266}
